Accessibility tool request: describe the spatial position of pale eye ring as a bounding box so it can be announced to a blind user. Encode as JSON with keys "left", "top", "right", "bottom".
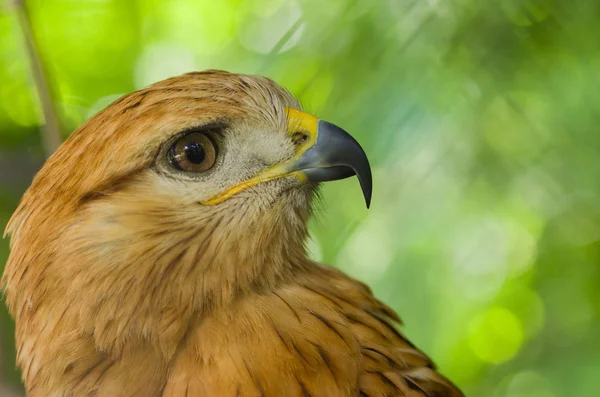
{"left": 167, "top": 132, "right": 218, "bottom": 172}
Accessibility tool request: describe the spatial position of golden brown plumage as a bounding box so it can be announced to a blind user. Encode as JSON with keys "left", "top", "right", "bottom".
{"left": 2, "top": 70, "right": 463, "bottom": 396}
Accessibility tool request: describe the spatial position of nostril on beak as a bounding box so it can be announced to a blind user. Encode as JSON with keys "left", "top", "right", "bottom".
{"left": 291, "top": 131, "right": 309, "bottom": 148}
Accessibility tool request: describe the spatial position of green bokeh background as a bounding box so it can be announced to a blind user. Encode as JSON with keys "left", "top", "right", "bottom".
{"left": 1, "top": 0, "right": 599, "bottom": 395}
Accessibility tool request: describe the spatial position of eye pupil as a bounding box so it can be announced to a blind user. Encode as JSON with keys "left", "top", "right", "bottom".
{"left": 167, "top": 131, "right": 218, "bottom": 172}
{"left": 184, "top": 141, "right": 206, "bottom": 164}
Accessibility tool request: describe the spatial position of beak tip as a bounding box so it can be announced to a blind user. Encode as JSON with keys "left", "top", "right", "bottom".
{"left": 357, "top": 174, "right": 372, "bottom": 209}
{"left": 362, "top": 184, "right": 372, "bottom": 209}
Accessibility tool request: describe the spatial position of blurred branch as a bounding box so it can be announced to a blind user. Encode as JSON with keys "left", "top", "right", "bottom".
{"left": 269, "top": 17, "right": 305, "bottom": 55}
{"left": 13, "top": 0, "right": 63, "bottom": 157}
{"left": 258, "top": 17, "right": 305, "bottom": 74}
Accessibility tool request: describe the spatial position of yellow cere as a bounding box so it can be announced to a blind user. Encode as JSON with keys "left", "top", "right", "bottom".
{"left": 285, "top": 107, "right": 319, "bottom": 144}
{"left": 200, "top": 108, "right": 319, "bottom": 205}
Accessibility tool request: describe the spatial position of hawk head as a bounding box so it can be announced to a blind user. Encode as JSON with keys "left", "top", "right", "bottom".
{"left": 2, "top": 70, "right": 371, "bottom": 358}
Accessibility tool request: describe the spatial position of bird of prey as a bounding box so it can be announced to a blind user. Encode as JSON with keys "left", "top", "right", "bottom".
{"left": 2, "top": 70, "right": 464, "bottom": 397}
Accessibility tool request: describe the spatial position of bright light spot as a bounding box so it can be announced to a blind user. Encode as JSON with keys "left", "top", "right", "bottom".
{"left": 450, "top": 218, "right": 509, "bottom": 301}
{"left": 134, "top": 43, "right": 199, "bottom": 89}
{"left": 504, "top": 371, "right": 555, "bottom": 397}
{"left": 468, "top": 307, "right": 524, "bottom": 364}
{"left": 504, "top": 286, "right": 546, "bottom": 338}
{"left": 336, "top": 214, "right": 393, "bottom": 285}
{"left": 238, "top": 0, "right": 304, "bottom": 54}
{"left": 511, "top": 167, "right": 563, "bottom": 217}
{"left": 505, "top": 220, "right": 538, "bottom": 277}
{"left": 465, "top": 79, "right": 481, "bottom": 99}
{"left": 150, "top": 0, "right": 238, "bottom": 55}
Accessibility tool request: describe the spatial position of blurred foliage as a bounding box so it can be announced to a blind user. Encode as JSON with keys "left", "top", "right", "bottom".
{"left": 1, "top": 0, "right": 600, "bottom": 395}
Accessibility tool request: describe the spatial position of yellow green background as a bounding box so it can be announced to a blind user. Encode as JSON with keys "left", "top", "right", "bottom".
{"left": 1, "top": 0, "right": 599, "bottom": 395}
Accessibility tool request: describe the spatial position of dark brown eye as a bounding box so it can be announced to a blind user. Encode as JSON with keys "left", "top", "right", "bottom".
{"left": 168, "top": 132, "right": 217, "bottom": 172}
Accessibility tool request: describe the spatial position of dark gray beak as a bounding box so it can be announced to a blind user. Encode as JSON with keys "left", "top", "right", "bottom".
{"left": 291, "top": 120, "right": 373, "bottom": 208}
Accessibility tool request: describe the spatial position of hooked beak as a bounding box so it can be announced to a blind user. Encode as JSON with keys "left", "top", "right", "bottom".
{"left": 201, "top": 108, "right": 372, "bottom": 208}
{"left": 287, "top": 109, "right": 372, "bottom": 208}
